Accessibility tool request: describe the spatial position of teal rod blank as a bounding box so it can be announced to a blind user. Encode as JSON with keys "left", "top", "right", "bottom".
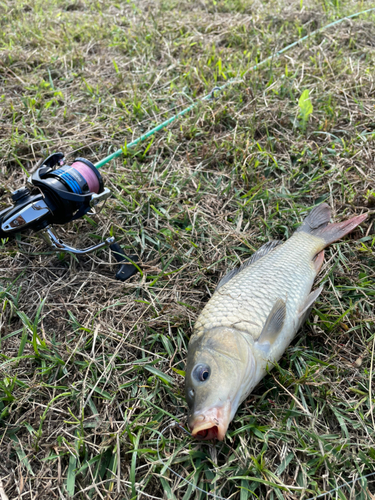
{"left": 94, "top": 96, "right": 212, "bottom": 169}
{"left": 94, "top": 7, "right": 375, "bottom": 170}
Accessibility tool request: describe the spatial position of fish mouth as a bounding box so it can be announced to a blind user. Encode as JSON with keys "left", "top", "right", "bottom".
{"left": 189, "top": 402, "right": 231, "bottom": 441}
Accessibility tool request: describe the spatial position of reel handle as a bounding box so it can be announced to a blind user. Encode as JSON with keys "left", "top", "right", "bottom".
{"left": 110, "top": 242, "right": 139, "bottom": 281}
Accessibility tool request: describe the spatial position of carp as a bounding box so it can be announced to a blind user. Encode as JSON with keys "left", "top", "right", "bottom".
{"left": 185, "top": 204, "right": 367, "bottom": 440}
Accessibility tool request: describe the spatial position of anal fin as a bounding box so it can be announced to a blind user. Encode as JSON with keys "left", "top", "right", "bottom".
{"left": 298, "top": 286, "right": 323, "bottom": 319}
{"left": 313, "top": 250, "right": 325, "bottom": 273}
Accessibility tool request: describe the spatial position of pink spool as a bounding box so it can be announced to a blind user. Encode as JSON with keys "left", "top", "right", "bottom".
{"left": 71, "top": 161, "right": 100, "bottom": 194}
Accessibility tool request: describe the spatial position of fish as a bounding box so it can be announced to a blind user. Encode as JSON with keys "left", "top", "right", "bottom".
{"left": 184, "top": 204, "right": 367, "bottom": 441}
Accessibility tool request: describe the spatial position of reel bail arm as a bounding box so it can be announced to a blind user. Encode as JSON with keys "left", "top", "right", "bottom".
{"left": 40, "top": 226, "right": 115, "bottom": 255}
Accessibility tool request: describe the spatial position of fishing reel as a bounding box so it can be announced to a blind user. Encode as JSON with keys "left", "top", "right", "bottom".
{"left": 0, "top": 152, "right": 138, "bottom": 279}
{"left": 0, "top": 152, "right": 113, "bottom": 253}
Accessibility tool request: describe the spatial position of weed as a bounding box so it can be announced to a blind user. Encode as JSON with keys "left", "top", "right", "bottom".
{"left": 297, "top": 89, "right": 314, "bottom": 132}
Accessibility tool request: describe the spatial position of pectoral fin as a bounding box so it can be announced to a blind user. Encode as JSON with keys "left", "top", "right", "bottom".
{"left": 257, "top": 298, "right": 286, "bottom": 345}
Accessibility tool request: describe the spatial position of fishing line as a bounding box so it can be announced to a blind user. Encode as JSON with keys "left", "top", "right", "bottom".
{"left": 305, "top": 472, "right": 375, "bottom": 500}
{"left": 157, "top": 421, "right": 375, "bottom": 499}
{"left": 94, "top": 6, "right": 375, "bottom": 170}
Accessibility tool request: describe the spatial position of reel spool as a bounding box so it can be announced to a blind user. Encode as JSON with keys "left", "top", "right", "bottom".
{"left": 0, "top": 152, "right": 113, "bottom": 254}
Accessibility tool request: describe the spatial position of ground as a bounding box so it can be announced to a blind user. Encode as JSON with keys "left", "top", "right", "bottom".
{"left": 0, "top": 0, "right": 375, "bottom": 499}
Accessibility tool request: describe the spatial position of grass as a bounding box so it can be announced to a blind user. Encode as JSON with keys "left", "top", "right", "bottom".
{"left": 0, "top": 0, "right": 375, "bottom": 498}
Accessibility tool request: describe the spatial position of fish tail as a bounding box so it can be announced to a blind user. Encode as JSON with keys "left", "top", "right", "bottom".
{"left": 297, "top": 203, "right": 367, "bottom": 246}
{"left": 317, "top": 213, "right": 368, "bottom": 246}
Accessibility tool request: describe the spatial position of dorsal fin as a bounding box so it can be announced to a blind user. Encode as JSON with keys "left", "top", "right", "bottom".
{"left": 256, "top": 298, "right": 286, "bottom": 345}
{"left": 215, "top": 240, "right": 283, "bottom": 292}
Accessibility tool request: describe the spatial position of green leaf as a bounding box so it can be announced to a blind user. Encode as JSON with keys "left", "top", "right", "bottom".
{"left": 130, "top": 430, "right": 141, "bottom": 498}
{"left": 171, "top": 367, "right": 185, "bottom": 377}
{"left": 18, "top": 327, "right": 28, "bottom": 357}
{"left": 9, "top": 434, "right": 34, "bottom": 476}
{"left": 143, "top": 365, "right": 175, "bottom": 386}
{"left": 298, "top": 89, "right": 313, "bottom": 127}
{"left": 66, "top": 450, "right": 77, "bottom": 496}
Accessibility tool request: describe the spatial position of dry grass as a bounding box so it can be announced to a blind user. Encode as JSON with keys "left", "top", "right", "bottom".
{"left": 0, "top": 0, "right": 375, "bottom": 498}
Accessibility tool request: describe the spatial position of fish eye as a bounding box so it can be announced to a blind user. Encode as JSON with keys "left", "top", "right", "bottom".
{"left": 192, "top": 364, "right": 211, "bottom": 383}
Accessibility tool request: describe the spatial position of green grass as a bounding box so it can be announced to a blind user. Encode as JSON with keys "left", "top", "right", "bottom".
{"left": 0, "top": 0, "right": 375, "bottom": 498}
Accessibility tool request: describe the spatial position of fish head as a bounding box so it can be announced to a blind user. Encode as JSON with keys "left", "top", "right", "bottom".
{"left": 185, "top": 327, "right": 256, "bottom": 441}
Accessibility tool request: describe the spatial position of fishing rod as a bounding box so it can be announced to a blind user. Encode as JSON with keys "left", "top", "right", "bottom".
{"left": 1, "top": 7, "right": 374, "bottom": 281}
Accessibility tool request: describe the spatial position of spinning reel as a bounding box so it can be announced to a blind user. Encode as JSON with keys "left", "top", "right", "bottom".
{"left": 0, "top": 152, "right": 138, "bottom": 280}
